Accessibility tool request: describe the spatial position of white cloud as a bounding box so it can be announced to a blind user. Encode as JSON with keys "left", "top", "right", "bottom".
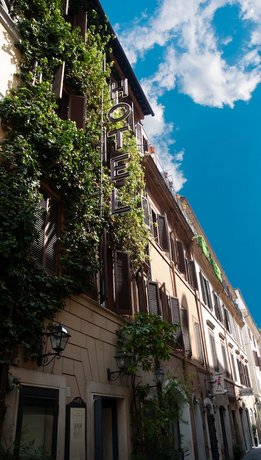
{"left": 117, "top": 0, "right": 261, "bottom": 190}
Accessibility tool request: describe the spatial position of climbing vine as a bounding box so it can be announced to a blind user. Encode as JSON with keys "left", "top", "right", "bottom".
{"left": 116, "top": 314, "right": 189, "bottom": 459}
{"left": 0, "top": 0, "right": 148, "bottom": 365}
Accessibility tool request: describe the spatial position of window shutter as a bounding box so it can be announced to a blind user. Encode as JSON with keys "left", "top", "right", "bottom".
{"left": 64, "top": 0, "right": 69, "bottom": 15}
{"left": 31, "top": 197, "right": 46, "bottom": 265}
{"left": 73, "top": 11, "right": 87, "bottom": 43}
{"left": 147, "top": 281, "right": 160, "bottom": 315}
{"left": 213, "top": 293, "right": 222, "bottom": 322}
{"left": 44, "top": 198, "right": 59, "bottom": 274}
{"left": 224, "top": 309, "right": 231, "bottom": 333}
{"left": 209, "top": 334, "right": 219, "bottom": 372}
{"left": 194, "top": 323, "right": 204, "bottom": 363}
{"left": 205, "top": 280, "right": 213, "bottom": 309}
{"left": 103, "top": 242, "right": 114, "bottom": 310}
{"left": 115, "top": 251, "right": 132, "bottom": 315}
{"left": 142, "top": 196, "right": 151, "bottom": 228}
{"left": 253, "top": 351, "right": 259, "bottom": 367}
{"left": 181, "top": 309, "right": 191, "bottom": 355}
{"left": 160, "top": 284, "right": 170, "bottom": 321}
{"left": 169, "top": 297, "right": 183, "bottom": 348}
{"left": 177, "top": 240, "right": 186, "bottom": 273}
{"left": 69, "top": 95, "right": 86, "bottom": 130}
{"left": 258, "top": 356, "right": 261, "bottom": 370}
{"left": 151, "top": 210, "right": 158, "bottom": 241}
{"left": 158, "top": 214, "right": 169, "bottom": 251}
{"left": 188, "top": 260, "right": 198, "bottom": 289}
{"left": 53, "top": 62, "right": 65, "bottom": 99}
{"left": 199, "top": 271, "right": 207, "bottom": 304}
{"left": 136, "top": 270, "right": 148, "bottom": 313}
{"left": 170, "top": 233, "right": 178, "bottom": 264}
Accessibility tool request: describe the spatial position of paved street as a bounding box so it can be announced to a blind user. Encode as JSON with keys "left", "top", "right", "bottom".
{"left": 242, "top": 445, "right": 261, "bottom": 459}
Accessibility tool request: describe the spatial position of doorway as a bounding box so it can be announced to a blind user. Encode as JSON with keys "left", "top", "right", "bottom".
{"left": 94, "top": 397, "right": 119, "bottom": 460}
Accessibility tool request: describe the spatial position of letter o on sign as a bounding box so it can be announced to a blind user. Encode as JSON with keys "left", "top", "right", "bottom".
{"left": 108, "top": 102, "right": 132, "bottom": 123}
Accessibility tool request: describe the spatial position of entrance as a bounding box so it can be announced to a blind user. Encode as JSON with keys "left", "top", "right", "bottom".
{"left": 206, "top": 405, "right": 219, "bottom": 460}
{"left": 219, "top": 406, "right": 229, "bottom": 459}
{"left": 94, "top": 397, "right": 119, "bottom": 460}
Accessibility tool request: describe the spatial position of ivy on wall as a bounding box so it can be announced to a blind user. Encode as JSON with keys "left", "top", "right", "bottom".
{"left": 0, "top": 0, "right": 148, "bottom": 365}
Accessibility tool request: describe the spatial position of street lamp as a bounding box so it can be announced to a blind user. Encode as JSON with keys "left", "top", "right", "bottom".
{"left": 107, "top": 351, "right": 132, "bottom": 381}
{"left": 39, "top": 324, "right": 71, "bottom": 366}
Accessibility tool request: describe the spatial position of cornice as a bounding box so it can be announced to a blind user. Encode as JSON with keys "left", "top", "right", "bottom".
{"left": 0, "top": 5, "right": 20, "bottom": 42}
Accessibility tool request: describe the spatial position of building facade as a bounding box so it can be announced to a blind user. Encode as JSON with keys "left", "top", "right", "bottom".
{"left": 0, "top": 1, "right": 260, "bottom": 460}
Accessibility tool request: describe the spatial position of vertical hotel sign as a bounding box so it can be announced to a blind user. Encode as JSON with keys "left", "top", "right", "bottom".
{"left": 107, "top": 78, "right": 134, "bottom": 214}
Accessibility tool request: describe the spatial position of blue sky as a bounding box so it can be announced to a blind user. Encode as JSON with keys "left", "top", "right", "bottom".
{"left": 101, "top": 0, "right": 261, "bottom": 327}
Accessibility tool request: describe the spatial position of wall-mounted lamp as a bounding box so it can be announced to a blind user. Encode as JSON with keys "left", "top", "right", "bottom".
{"left": 107, "top": 351, "right": 132, "bottom": 381}
{"left": 39, "top": 324, "right": 71, "bottom": 366}
{"left": 155, "top": 366, "right": 164, "bottom": 385}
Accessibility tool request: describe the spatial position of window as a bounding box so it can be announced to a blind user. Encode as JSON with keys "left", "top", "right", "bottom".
{"left": 199, "top": 272, "right": 213, "bottom": 309}
{"left": 16, "top": 386, "right": 59, "bottom": 459}
{"left": 31, "top": 192, "right": 60, "bottom": 274}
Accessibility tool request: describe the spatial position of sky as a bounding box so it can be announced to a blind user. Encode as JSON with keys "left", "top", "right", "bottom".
{"left": 100, "top": 0, "right": 261, "bottom": 327}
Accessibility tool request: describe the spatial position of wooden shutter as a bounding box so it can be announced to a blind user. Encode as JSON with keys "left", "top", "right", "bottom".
{"left": 136, "top": 270, "right": 148, "bottom": 313}
{"left": 170, "top": 233, "right": 178, "bottom": 264}
{"left": 194, "top": 323, "right": 204, "bottom": 363}
{"left": 44, "top": 198, "right": 59, "bottom": 273}
{"left": 169, "top": 297, "right": 183, "bottom": 348}
{"left": 142, "top": 196, "right": 151, "bottom": 228}
{"left": 199, "top": 271, "right": 207, "bottom": 304}
{"left": 209, "top": 334, "right": 219, "bottom": 372}
{"left": 213, "top": 292, "right": 222, "bottom": 321}
{"left": 160, "top": 284, "right": 170, "bottom": 321}
{"left": 31, "top": 197, "right": 46, "bottom": 265}
{"left": 73, "top": 11, "right": 87, "bottom": 43}
{"left": 224, "top": 309, "right": 231, "bottom": 332}
{"left": 158, "top": 214, "right": 169, "bottom": 251}
{"left": 53, "top": 62, "right": 65, "bottom": 99}
{"left": 188, "top": 260, "right": 198, "bottom": 289}
{"left": 64, "top": 0, "right": 69, "bottom": 15}
{"left": 205, "top": 280, "right": 213, "bottom": 309}
{"left": 253, "top": 351, "right": 259, "bottom": 367}
{"left": 177, "top": 240, "right": 186, "bottom": 273}
{"left": 181, "top": 309, "right": 191, "bottom": 355}
{"left": 115, "top": 251, "right": 132, "bottom": 315}
{"left": 69, "top": 95, "right": 86, "bottom": 130}
{"left": 147, "top": 281, "right": 160, "bottom": 315}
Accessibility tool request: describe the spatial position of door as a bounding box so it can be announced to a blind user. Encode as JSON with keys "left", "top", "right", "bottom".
{"left": 94, "top": 397, "right": 119, "bottom": 460}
